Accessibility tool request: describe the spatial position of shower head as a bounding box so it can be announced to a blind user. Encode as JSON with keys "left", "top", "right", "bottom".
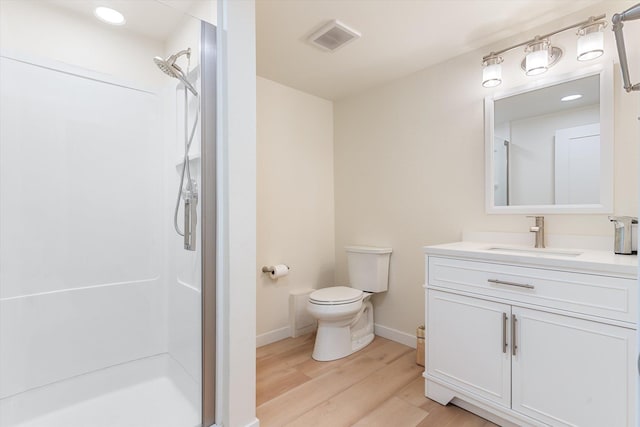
{"left": 154, "top": 48, "right": 198, "bottom": 96}
{"left": 154, "top": 56, "right": 180, "bottom": 78}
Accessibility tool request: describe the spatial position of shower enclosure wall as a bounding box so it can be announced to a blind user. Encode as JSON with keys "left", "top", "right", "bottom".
{"left": 0, "top": 1, "right": 216, "bottom": 426}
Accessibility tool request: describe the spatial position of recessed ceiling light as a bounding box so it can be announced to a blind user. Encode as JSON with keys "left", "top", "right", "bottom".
{"left": 561, "top": 94, "right": 582, "bottom": 102}
{"left": 94, "top": 7, "right": 126, "bottom": 26}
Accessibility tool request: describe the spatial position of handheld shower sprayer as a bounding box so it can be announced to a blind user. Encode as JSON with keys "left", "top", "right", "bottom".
{"left": 154, "top": 47, "right": 200, "bottom": 251}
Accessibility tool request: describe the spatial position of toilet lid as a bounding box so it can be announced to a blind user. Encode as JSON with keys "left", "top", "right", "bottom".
{"left": 309, "top": 286, "right": 363, "bottom": 305}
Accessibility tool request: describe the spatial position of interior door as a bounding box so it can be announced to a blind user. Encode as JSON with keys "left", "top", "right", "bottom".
{"left": 427, "top": 290, "right": 511, "bottom": 408}
{"left": 554, "top": 123, "right": 600, "bottom": 204}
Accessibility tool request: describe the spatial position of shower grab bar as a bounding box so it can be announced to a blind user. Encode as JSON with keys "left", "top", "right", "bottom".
{"left": 612, "top": 3, "right": 640, "bottom": 92}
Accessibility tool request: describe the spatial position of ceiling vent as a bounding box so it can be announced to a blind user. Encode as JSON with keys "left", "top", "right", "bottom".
{"left": 308, "top": 20, "right": 361, "bottom": 52}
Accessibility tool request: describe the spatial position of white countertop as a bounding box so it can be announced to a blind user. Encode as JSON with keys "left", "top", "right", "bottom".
{"left": 424, "top": 241, "right": 638, "bottom": 278}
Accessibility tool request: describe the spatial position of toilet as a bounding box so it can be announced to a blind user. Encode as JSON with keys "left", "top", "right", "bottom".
{"left": 307, "top": 246, "right": 392, "bottom": 361}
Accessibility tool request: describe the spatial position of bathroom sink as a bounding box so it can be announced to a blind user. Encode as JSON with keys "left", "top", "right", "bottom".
{"left": 486, "top": 246, "right": 583, "bottom": 257}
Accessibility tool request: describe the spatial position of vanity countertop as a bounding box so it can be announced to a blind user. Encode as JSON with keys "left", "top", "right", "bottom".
{"left": 424, "top": 241, "right": 638, "bottom": 278}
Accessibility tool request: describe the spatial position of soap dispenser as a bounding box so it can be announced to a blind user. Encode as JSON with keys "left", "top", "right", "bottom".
{"left": 608, "top": 216, "right": 638, "bottom": 255}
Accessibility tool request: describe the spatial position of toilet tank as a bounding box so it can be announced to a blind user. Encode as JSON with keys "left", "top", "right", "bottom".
{"left": 345, "top": 246, "right": 392, "bottom": 292}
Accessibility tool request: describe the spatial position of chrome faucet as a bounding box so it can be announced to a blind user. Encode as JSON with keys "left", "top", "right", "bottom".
{"left": 528, "top": 216, "right": 545, "bottom": 248}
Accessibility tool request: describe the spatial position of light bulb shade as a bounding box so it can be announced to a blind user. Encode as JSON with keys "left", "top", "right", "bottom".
{"left": 482, "top": 56, "right": 503, "bottom": 87}
{"left": 577, "top": 23, "right": 605, "bottom": 61}
{"left": 525, "top": 40, "right": 550, "bottom": 76}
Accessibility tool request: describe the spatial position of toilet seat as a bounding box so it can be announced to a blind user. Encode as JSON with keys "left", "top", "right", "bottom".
{"left": 309, "top": 286, "right": 363, "bottom": 305}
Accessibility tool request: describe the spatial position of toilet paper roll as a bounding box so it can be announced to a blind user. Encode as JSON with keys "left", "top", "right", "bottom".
{"left": 270, "top": 264, "right": 289, "bottom": 280}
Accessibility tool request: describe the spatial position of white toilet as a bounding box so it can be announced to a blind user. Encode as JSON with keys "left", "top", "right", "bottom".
{"left": 307, "top": 246, "right": 392, "bottom": 361}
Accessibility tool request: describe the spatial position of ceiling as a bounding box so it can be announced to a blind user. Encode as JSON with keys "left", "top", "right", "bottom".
{"left": 256, "top": 0, "right": 604, "bottom": 100}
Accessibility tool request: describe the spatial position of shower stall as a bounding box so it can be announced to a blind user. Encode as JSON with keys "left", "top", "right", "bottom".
{"left": 0, "top": 1, "right": 217, "bottom": 426}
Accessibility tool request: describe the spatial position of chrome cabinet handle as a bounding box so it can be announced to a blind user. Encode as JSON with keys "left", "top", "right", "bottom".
{"left": 502, "top": 312, "right": 508, "bottom": 354}
{"left": 511, "top": 315, "right": 518, "bottom": 356}
{"left": 488, "top": 279, "right": 535, "bottom": 290}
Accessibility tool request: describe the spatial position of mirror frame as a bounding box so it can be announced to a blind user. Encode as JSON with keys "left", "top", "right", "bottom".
{"left": 484, "top": 63, "right": 614, "bottom": 214}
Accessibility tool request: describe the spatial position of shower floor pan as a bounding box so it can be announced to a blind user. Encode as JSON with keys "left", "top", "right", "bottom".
{"left": 0, "top": 354, "right": 200, "bottom": 427}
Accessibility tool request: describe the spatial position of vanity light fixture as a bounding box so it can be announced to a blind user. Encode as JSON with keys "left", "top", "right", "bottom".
{"left": 522, "top": 38, "right": 563, "bottom": 76}
{"left": 482, "top": 55, "right": 503, "bottom": 87}
{"left": 481, "top": 14, "right": 606, "bottom": 87}
{"left": 561, "top": 94, "right": 583, "bottom": 101}
{"left": 94, "top": 6, "right": 126, "bottom": 26}
{"left": 524, "top": 39, "right": 549, "bottom": 75}
{"left": 577, "top": 17, "right": 607, "bottom": 61}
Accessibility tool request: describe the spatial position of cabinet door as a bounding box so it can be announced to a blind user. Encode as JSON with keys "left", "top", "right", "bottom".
{"left": 512, "top": 307, "right": 636, "bottom": 426}
{"left": 427, "top": 290, "right": 511, "bottom": 408}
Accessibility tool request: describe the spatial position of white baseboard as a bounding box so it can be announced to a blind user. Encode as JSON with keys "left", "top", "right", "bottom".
{"left": 292, "top": 323, "right": 316, "bottom": 338}
{"left": 374, "top": 323, "right": 416, "bottom": 348}
{"left": 257, "top": 324, "right": 414, "bottom": 348}
{"left": 256, "top": 326, "right": 290, "bottom": 348}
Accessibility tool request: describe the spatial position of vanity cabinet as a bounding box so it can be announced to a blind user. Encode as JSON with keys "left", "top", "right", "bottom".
{"left": 510, "top": 307, "right": 633, "bottom": 427}
{"left": 424, "top": 250, "right": 637, "bottom": 427}
{"left": 427, "top": 291, "right": 511, "bottom": 407}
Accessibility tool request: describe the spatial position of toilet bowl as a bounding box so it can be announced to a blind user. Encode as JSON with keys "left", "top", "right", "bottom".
{"left": 307, "top": 287, "right": 375, "bottom": 361}
{"left": 307, "top": 246, "right": 392, "bottom": 361}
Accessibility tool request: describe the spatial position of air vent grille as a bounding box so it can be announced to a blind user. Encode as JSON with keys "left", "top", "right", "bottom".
{"left": 308, "top": 20, "right": 361, "bottom": 52}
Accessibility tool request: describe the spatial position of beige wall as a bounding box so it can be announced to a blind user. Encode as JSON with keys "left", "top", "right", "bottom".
{"left": 256, "top": 77, "right": 335, "bottom": 338}
{"left": 333, "top": 1, "right": 640, "bottom": 337}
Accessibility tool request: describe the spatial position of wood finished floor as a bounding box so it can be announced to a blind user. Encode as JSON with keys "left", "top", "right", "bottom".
{"left": 256, "top": 333, "right": 498, "bottom": 427}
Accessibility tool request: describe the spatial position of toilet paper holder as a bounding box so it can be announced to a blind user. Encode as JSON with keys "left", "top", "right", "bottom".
{"left": 261, "top": 265, "right": 290, "bottom": 273}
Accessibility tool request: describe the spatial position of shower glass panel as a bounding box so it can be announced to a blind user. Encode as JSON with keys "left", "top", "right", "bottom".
{"left": 0, "top": 1, "right": 214, "bottom": 426}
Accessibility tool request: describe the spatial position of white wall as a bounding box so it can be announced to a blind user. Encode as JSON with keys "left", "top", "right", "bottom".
{"left": 0, "top": 53, "right": 165, "bottom": 398}
{"left": 161, "top": 9, "right": 207, "bottom": 394}
{"left": 217, "top": 0, "right": 258, "bottom": 426}
{"left": 0, "top": 0, "right": 211, "bottom": 408}
{"left": 0, "top": 2, "right": 167, "bottom": 400}
{"left": 333, "top": 1, "right": 640, "bottom": 338}
{"left": 159, "top": 0, "right": 217, "bottom": 412}
{"left": 256, "top": 77, "right": 335, "bottom": 342}
{"left": 0, "top": 0, "right": 165, "bottom": 89}
{"left": 159, "top": 0, "right": 217, "bottom": 25}
{"left": 164, "top": 84, "right": 203, "bottom": 390}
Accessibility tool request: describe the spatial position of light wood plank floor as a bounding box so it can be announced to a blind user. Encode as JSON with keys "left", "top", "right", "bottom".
{"left": 256, "top": 333, "right": 498, "bottom": 427}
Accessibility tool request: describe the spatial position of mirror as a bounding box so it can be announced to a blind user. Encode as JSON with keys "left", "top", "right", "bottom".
{"left": 485, "top": 66, "right": 613, "bottom": 214}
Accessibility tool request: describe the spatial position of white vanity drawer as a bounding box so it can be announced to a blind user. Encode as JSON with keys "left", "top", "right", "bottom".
{"left": 428, "top": 256, "right": 637, "bottom": 324}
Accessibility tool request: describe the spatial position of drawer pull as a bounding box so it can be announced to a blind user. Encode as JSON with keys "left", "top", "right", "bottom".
{"left": 488, "top": 279, "right": 535, "bottom": 290}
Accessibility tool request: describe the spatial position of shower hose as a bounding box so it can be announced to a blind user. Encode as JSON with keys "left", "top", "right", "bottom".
{"left": 174, "top": 85, "right": 200, "bottom": 237}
